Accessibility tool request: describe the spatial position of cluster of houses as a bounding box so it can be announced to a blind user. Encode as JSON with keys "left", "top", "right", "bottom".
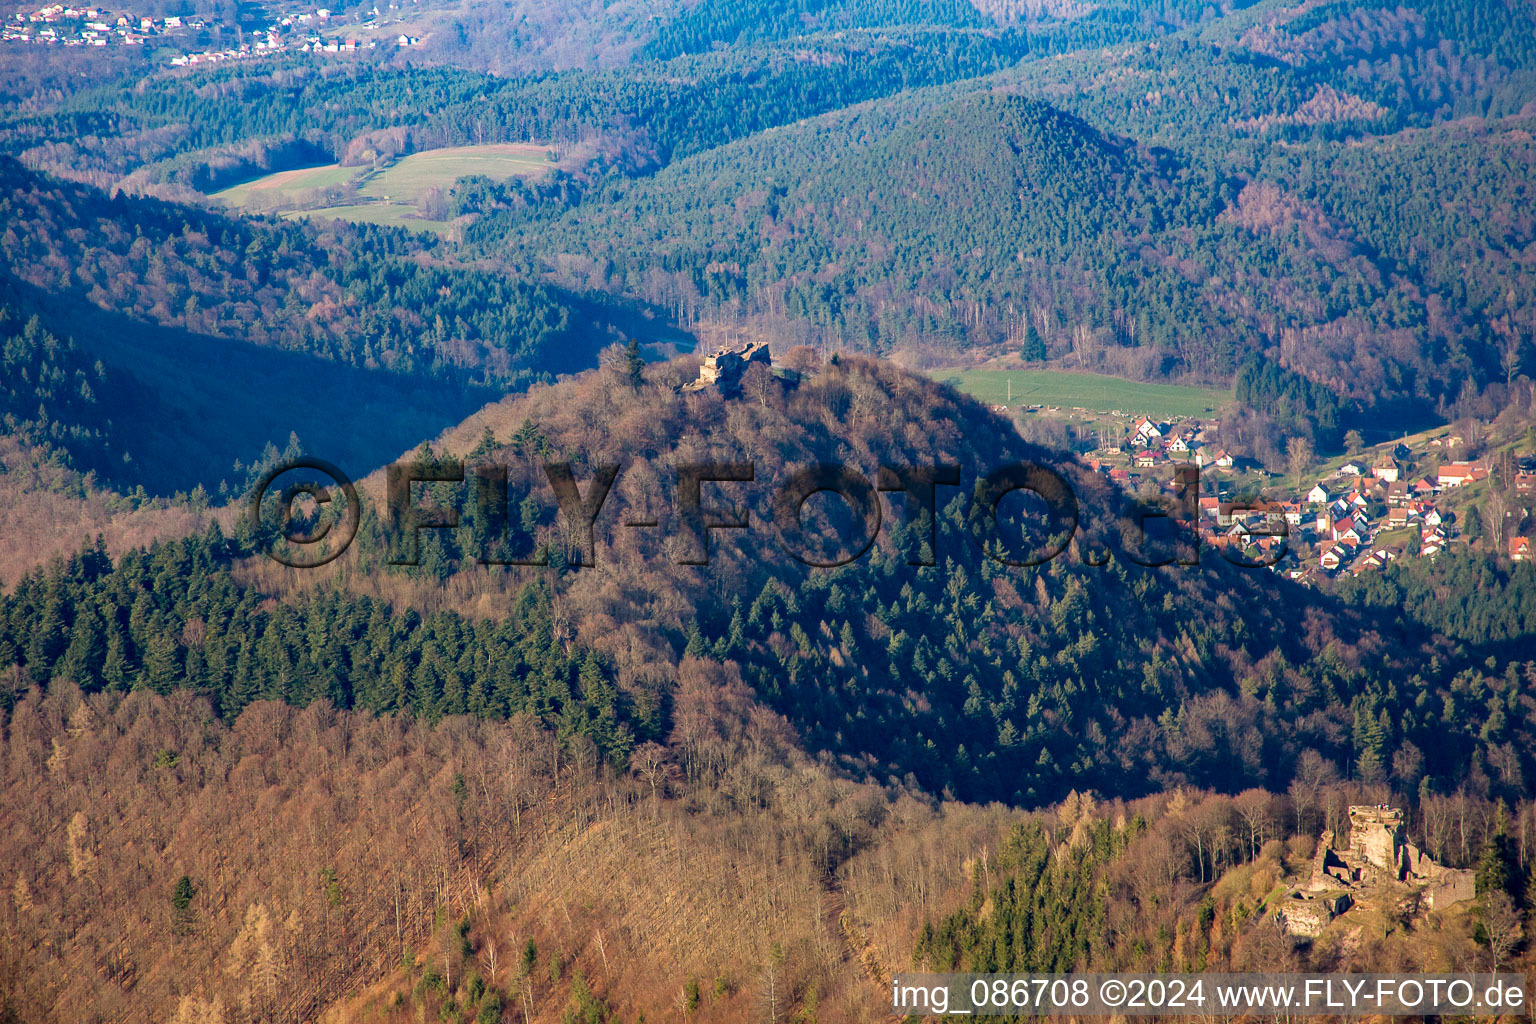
{"left": 1087, "top": 416, "right": 1536, "bottom": 580}
{"left": 3, "top": 3, "right": 205, "bottom": 46}
{"left": 1296, "top": 454, "right": 1535, "bottom": 574}
{"left": 1124, "top": 416, "right": 1235, "bottom": 470}
{"left": 169, "top": 41, "right": 292, "bottom": 66}
{"left": 1289, "top": 478, "right": 1450, "bottom": 578}
{"left": 1083, "top": 416, "right": 1231, "bottom": 492}
{"left": 3, "top": 2, "right": 419, "bottom": 61}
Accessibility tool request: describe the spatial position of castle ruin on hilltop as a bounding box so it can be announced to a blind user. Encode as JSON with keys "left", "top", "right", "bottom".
{"left": 1276, "top": 805, "right": 1475, "bottom": 937}
{"left": 682, "top": 340, "right": 772, "bottom": 396}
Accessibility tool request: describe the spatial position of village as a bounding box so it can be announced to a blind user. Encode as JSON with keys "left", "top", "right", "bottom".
{"left": 2, "top": 0, "right": 421, "bottom": 66}
{"left": 1084, "top": 413, "right": 1536, "bottom": 582}
{"left": 684, "top": 342, "right": 1536, "bottom": 581}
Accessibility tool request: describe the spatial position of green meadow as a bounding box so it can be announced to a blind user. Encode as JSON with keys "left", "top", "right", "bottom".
{"left": 283, "top": 204, "right": 453, "bottom": 234}
{"left": 212, "top": 163, "right": 360, "bottom": 206}
{"left": 354, "top": 144, "right": 551, "bottom": 203}
{"left": 933, "top": 368, "right": 1230, "bottom": 418}
{"left": 213, "top": 144, "right": 553, "bottom": 235}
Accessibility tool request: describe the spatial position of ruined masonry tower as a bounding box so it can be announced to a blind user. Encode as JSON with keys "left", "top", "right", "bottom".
{"left": 682, "top": 341, "right": 772, "bottom": 396}
{"left": 1275, "top": 805, "right": 1475, "bottom": 937}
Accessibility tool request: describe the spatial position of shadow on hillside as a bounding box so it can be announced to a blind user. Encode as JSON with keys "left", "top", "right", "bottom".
{"left": 10, "top": 279, "right": 494, "bottom": 495}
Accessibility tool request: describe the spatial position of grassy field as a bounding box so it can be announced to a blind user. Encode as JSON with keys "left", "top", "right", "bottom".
{"left": 355, "top": 144, "right": 551, "bottom": 203}
{"left": 933, "top": 368, "right": 1230, "bottom": 418}
{"left": 213, "top": 163, "right": 361, "bottom": 206}
{"left": 284, "top": 204, "right": 453, "bottom": 233}
{"left": 213, "top": 144, "right": 552, "bottom": 234}
{"left": 1375, "top": 527, "right": 1417, "bottom": 549}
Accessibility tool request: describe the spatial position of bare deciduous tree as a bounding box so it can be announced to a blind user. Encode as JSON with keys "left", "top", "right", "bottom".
{"left": 1287, "top": 436, "right": 1314, "bottom": 488}
{"left": 630, "top": 742, "right": 671, "bottom": 803}
{"left": 1481, "top": 891, "right": 1523, "bottom": 972}
{"left": 742, "top": 361, "right": 777, "bottom": 408}
{"left": 480, "top": 938, "right": 499, "bottom": 984}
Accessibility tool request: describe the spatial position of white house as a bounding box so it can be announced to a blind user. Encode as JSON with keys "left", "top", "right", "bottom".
{"left": 1131, "top": 416, "right": 1163, "bottom": 447}
{"left": 1438, "top": 462, "right": 1486, "bottom": 488}
{"left": 1331, "top": 517, "right": 1364, "bottom": 544}
{"left": 1307, "top": 483, "right": 1331, "bottom": 504}
{"left": 1353, "top": 551, "right": 1386, "bottom": 574}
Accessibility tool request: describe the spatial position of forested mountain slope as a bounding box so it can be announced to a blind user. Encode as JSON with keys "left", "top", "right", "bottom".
{"left": 0, "top": 681, "right": 905, "bottom": 1023}
{"left": 3, "top": 355, "right": 1534, "bottom": 1022}
{"left": 1006, "top": 0, "right": 1536, "bottom": 158}
{"left": 4, "top": 683, "right": 1524, "bottom": 1024}
{"left": 467, "top": 86, "right": 1509, "bottom": 422}
{"left": 17, "top": 353, "right": 1503, "bottom": 806}
{"left": 4, "top": 0, "right": 1530, "bottom": 439}
{"left": 0, "top": 159, "right": 636, "bottom": 491}
{"left": 438, "top": 0, "right": 1529, "bottom": 425}
{"left": 0, "top": 302, "right": 136, "bottom": 480}
{"left": 0, "top": 160, "right": 584, "bottom": 385}
{"left": 368, "top": 0, "right": 1270, "bottom": 77}
{"left": 1, "top": 4, "right": 1534, "bottom": 1023}
{"left": 359, "top": 355, "right": 1536, "bottom": 804}
{"left": 4, "top": 28, "right": 1041, "bottom": 188}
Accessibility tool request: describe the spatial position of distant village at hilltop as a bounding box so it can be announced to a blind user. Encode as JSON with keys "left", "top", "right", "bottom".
{"left": 3, "top": 0, "right": 423, "bottom": 66}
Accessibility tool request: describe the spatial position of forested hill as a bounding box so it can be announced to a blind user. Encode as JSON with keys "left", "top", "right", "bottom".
{"left": 0, "top": 159, "right": 585, "bottom": 386}
{"left": 378, "top": 354, "right": 1536, "bottom": 806}
{"left": 0, "top": 158, "right": 629, "bottom": 491}
{"left": 467, "top": 85, "right": 1509, "bottom": 422}
{"left": 2, "top": 360, "right": 1533, "bottom": 1024}
{"left": 11, "top": 353, "right": 1512, "bottom": 807}
{"left": 1005, "top": 0, "right": 1536, "bottom": 159}
{"left": 4, "top": 29, "right": 1043, "bottom": 188}
{"left": 3, "top": 0, "right": 1531, "bottom": 439}
{"left": 3, "top": 4, "right": 1535, "bottom": 1023}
